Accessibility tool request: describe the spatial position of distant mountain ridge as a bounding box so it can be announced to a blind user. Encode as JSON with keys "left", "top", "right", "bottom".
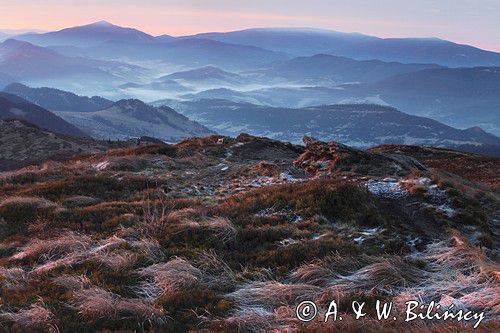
{"left": 355, "top": 66, "right": 500, "bottom": 134}
{"left": 48, "top": 38, "right": 287, "bottom": 70}
{"left": 179, "top": 65, "right": 500, "bottom": 135}
{"left": 3, "top": 83, "right": 114, "bottom": 112}
{"left": 0, "top": 39, "right": 144, "bottom": 83}
{"left": 0, "top": 39, "right": 109, "bottom": 79}
{"left": 158, "top": 99, "right": 500, "bottom": 149}
{"left": 254, "top": 53, "right": 443, "bottom": 84}
{"left": 16, "top": 21, "right": 158, "bottom": 47}
{"left": 190, "top": 28, "right": 379, "bottom": 56}
{"left": 191, "top": 27, "right": 500, "bottom": 67}
{"left": 13, "top": 22, "right": 500, "bottom": 68}
{"left": 333, "top": 37, "right": 500, "bottom": 67}
{"left": 162, "top": 66, "right": 243, "bottom": 85}
{"left": 54, "top": 98, "right": 214, "bottom": 142}
{"left": 0, "top": 92, "right": 88, "bottom": 137}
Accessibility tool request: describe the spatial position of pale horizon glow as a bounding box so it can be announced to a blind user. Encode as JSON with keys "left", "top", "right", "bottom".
{"left": 1, "top": 0, "right": 499, "bottom": 52}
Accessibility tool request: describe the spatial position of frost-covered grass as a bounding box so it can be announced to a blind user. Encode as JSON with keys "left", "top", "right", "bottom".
{"left": 0, "top": 139, "right": 497, "bottom": 332}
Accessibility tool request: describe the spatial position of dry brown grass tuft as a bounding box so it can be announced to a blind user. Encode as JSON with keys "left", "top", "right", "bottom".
{"left": 222, "top": 306, "right": 297, "bottom": 333}
{"left": 422, "top": 233, "right": 489, "bottom": 272}
{"left": 0, "top": 303, "right": 55, "bottom": 331}
{"left": 10, "top": 230, "right": 90, "bottom": 261}
{"left": 137, "top": 258, "right": 203, "bottom": 299}
{"left": 339, "top": 257, "right": 428, "bottom": 294}
{"left": 228, "top": 281, "right": 321, "bottom": 309}
{"left": 53, "top": 274, "right": 91, "bottom": 291}
{"left": 72, "top": 288, "right": 167, "bottom": 325}
{"left": 0, "top": 266, "right": 27, "bottom": 289}
{"left": 195, "top": 251, "right": 237, "bottom": 291}
{"left": 0, "top": 196, "right": 57, "bottom": 210}
{"left": 289, "top": 254, "right": 375, "bottom": 287}
{"left": 96, "top": 250, "right": 138, "bottom": 271}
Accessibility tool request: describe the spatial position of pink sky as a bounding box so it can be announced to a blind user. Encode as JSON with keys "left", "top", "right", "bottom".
{"left": 1, "top": 0, "right": 499, "bottom": 51}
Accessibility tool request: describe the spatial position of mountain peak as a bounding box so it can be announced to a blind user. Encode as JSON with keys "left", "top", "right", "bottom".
{"left": 90, "top": 20, "right": 115, "bottom": 27}
{"left": 1, "top": 38, "right": 31, "bottom": 47}
{"left": 114, "top": 99, "right": 148, "bottom": 109}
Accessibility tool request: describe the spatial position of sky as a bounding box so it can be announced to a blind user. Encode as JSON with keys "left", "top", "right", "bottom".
{"left": 1, "top": 0, "right": 499, "bottom": 51}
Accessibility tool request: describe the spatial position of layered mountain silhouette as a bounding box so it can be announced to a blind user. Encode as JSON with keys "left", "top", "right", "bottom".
{"left": 0, "top": 39, "right": 110, "bottom": 79}
{"left": 50, "top": 38, "right": 287, "bottom": 70}
{"left": 351, "top": 66, "right": 500, "bottom": 133}
{"left": 254, "top": 54, "right": 443, "bottom": 84}
{"left": 161, "top": 66, "right": 244, "bottom": 86}
{"left": 192, "top": 28, "right": 500, "bottom": 67}
{"left": 121, "top": 66, "right": 247, "bottom": 93}
{"left": 191, "top": 28, "right": 381, "bottom": 56}
{"left": 4, "top": 83, "right": 114, "bottom": 112}
{"left": 158, "top": 99, "right": 500, "bottom": 149}
{"left": 53, "top": 99, "right": 213, "bottom": 141}
{"left": 180, "top": 65, "right": 500, "bottom": 135}
{"left": 333, "top": 37, "right": 500, "bottom": 67}
{"left": 3, "top": 21, "right": 499, "bottom": 142}
{"left": 16, "top": 21, "right": 158, "bottom": 47}
{"left": 0, "top": 92, "right": 88, "bottom": 137}
{"left": 0, "top": 39, "right": 143, "bottom": 84}
{"left": 13, "top": 22, "right": 500, "bottom": 68}
{"left": 121, "top": 66, "right": 245, "bottom": 93}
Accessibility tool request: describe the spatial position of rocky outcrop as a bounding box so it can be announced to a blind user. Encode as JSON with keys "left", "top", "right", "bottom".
{"left": 294, "top": 136, "right": 425, "bottom": 177}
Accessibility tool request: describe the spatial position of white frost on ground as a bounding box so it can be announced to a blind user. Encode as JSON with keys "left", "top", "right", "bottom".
{"left": 279, "top": 238, "right": 300, "bottom": 247}
{"left": 312, "top": 234, "right": 326, "bottom": 241}
{"left": 255, "top": 207, "right": 302, "bottom": 225}
{"left": 93, "top": 161, "right": 110, "bottom": 171}
{"left": 353, "top": 227, "right": 384, "bottom": 244}
{"left": 219, "top": 169, "right": 303, "bottom": 195}
{"left": 432, "top": 204, "right": 455, "bottom": 218}
{"left": 366, "top": 179, "right": 408, "bottom": 199}
{"left": 367, "top": 177, "right": 456, "bottom": 218}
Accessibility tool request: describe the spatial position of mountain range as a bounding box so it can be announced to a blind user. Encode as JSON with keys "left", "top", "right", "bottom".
{"left": 2, "top": 21, "right": 499, "bottom": 145}
{"left": 253, "top": 54, "right": 443, "bottom": 84}
{"left": 161, "top": 66, "right": 244, "bottom": 86}
{"left": 52, "top": 99, "right": 213, "bottom": 142}
{"left": 178, "top": 63, "right": 500, "bottom": 134}
{"left": 0, "top": 85, "right": 213, "bottom": 142}
{"left": 49, "top": 38, "right": 287, "bottom": 70}
{"left": 16, "top": 21, "right": 158, "bottom": 47}
{"left": 190, "top": 27, "right": 500, "bottom": 67}
{"left": 3, "top": 83, "right": 498, "bottom": 151}
{"left": 0, "top": 92, "right": 87, "bottom": 137}
{"left": 0, "top": 39, "right": 114, "bottom": 79}
{"left": 157, "top": 99, "right": 500, "bottom": 150}
{"left": 0, "top": 38, "right": 146, "bottom": 96}
{"left": 3, "top": 83, "right": 114, "bottom": 112}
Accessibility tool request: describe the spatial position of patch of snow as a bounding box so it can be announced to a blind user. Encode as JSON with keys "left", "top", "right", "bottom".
{"left": 279, "top": 238, "right": 299, "bottom": 247}
{"left": 432, "top": 203, "right": 455, "bottom": 218}
{"left": 312, "top": 233, "right": 327, "bottom": 241}
{"left": 366, "top": 180, "right": 407, "bottom": 199}
{"left": 94, "top": 161, "right": 110, "bottom": 171}
{"left": 354, "top": 227, "right": 384, "bottom": 244}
